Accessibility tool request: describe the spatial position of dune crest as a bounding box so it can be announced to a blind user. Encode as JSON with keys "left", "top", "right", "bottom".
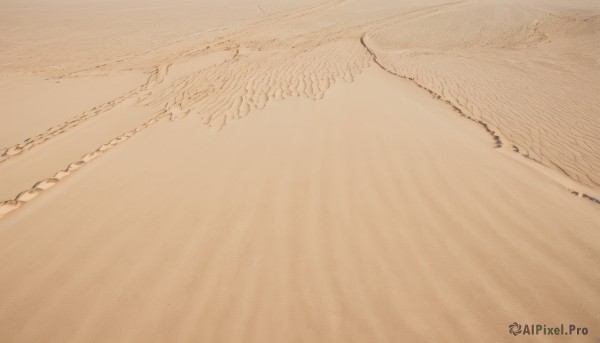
{"left": 367, "top": 1, "right": 600, "bottom": 187}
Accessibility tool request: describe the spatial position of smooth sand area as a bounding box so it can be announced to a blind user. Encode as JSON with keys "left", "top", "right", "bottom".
{"left": 0, "top": 0, "right": 599, "bottom": 342}
{"left": 0, "top": 72, "right": 146, "bottom": 148}
{"left": 1, "top": 67, "right": 599, "bottom": 342}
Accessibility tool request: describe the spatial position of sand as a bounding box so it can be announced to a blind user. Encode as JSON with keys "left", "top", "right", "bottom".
{"left": 1, "top": 0, "right": 599, "bottom": 342}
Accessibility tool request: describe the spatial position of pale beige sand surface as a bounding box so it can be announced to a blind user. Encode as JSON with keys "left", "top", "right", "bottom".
{"left": 2, "top": 66, "right": 599, "bottom": 342}
{"left": 0, "top": 0, "right": 599, "bottom": 342}
{"left": 0, "top": 72, "right": 146, "bottom": 148}
{"left": 367, "top": 0, "right": 600, "bottom": 186}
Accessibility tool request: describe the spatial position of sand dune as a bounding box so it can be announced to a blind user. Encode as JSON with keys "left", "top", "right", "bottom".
{"left": 0, "top": 0, "right": 599, "bottom": 342}
{"left": 367, "top": 0, "right": 600, "bottom": 187}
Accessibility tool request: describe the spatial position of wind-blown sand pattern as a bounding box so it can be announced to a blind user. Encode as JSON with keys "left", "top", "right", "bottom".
{"left": 0, "top": 0, "right": 599, "bottom": 342}
{"left": 141, "top": 39, "right": 371, "bottom": 128}
{"left": 367, "top": 0, "right": 600, "bottom": 186}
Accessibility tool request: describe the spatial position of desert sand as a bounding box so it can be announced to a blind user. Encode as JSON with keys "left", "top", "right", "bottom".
{"left": 0, "top": 0, "right": 599, "bottom": 342}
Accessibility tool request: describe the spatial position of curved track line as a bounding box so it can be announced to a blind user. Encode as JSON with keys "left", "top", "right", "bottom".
{"left": 360, "top": 33, "right": 600, "bottom": 207}
{"left": 0, "top": 110, "right": 169, "bottom": 220}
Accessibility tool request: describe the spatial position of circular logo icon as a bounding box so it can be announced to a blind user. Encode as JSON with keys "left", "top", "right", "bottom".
{"left": 509, "top": 322, "right": 522, "bottom": 336}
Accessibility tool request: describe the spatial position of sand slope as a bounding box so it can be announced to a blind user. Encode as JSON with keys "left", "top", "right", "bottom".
{"left": 0, "top": 0, "right": 599, "bottom": 342}
{"left": 367, "top": 0, "right": 600, "bottom": 187}
{"left": 1, "top": 66, "right": 599, "bottom": 342}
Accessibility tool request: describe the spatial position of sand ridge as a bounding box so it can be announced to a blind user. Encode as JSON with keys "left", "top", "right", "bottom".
{"left": 367, "top": 0, "right": 600, "bottom": 187}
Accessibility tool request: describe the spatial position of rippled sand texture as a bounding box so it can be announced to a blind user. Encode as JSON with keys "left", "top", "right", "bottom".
{"left": 367, "top": 0, "right": 600, "bottom": 187}
{"left": 0, "top": 0, "right": 599, "bottom": 342}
